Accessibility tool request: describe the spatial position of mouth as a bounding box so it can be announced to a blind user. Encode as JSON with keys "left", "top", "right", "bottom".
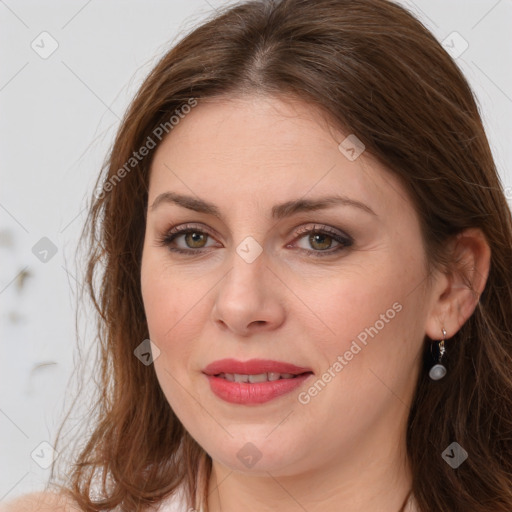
{"left": 202, "top": 358, "right": 314, "bottom": 405}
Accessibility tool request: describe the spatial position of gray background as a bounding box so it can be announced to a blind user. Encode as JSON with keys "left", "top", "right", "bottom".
{"left": 1, "top": 0, "right": 511, "bottom": 502}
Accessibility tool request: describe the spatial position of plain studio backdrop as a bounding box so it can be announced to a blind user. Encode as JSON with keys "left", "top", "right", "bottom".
{"left": 0, "top": 0, "right": 511, "bottom": 502}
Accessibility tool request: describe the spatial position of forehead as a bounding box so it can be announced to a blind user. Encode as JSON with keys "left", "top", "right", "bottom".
{"left": 148, "top": 94, "right": 412, "bottom": 217}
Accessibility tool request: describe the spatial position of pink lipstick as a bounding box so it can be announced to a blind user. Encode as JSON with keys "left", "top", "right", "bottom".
{"left": 203, "top": 358, "right": 313, "bottom": 404}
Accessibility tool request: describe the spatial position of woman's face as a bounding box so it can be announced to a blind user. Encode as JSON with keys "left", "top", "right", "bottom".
{"left": 141, "top": 94, "right": 437, "bottom": 477}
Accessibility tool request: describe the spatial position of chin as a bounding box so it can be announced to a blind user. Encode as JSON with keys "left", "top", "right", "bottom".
{"left": 200, "top": 428, "right": 310, "bottom": 476}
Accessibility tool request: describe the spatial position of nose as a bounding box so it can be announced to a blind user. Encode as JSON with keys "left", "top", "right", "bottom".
{"left": 211, "top": 247, "right": 286, "bottom": 336}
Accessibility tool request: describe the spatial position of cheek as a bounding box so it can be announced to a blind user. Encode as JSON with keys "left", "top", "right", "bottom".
{"left": 141, "top": 256, "right": 202, "bottom": 416}
{"left": 306, "top": 263, "right": 410, "bottom": 345}
{"left": 141, "top": 278, "right": 201, "bottom": 360}
{"left": 141, "top": 266, "right": 171, "bottom": 342}
{"left": 304, "top": 247, "right": 427, "bottom": 384}
{"left": 292, "top": 272, "right": 424, "bottom": 445}
{"left": 140, "top": 249, "right": 210, "bottom": 383}
{"left": 141, "top": 247, "right": 190, "bottom": 337}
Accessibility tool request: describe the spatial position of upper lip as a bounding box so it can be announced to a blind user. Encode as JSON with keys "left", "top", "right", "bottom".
{"left": 203, "top": 358, "right": 313, "bottom": 376}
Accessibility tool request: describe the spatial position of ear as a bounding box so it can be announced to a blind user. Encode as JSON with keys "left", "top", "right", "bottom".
{"left": 424, "top": 228, "right": 491, "bottom": 340}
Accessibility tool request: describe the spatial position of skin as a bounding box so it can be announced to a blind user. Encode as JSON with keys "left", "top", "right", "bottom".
{"left": 139, "top": 94, "right": 490, "bottom": 512}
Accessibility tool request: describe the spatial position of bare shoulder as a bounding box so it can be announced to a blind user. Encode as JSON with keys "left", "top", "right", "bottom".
{"left": 0, "top": 491, "right": 82, "bottom": 512}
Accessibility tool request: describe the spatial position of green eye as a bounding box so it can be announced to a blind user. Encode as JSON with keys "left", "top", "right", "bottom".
{"left": 183, "top": 231, "right": 208, "bottom": 248}
{"left": 308, "top": 232, "right": 335, "bottom": 251}
{"left": 157, "top": 224, "right": 217, "bottom": 254}
{"left": 292, "top": 225, "right": 353, "bottom": 256}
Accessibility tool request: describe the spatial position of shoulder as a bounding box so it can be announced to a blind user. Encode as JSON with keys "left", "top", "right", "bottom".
{"left": 0, "top": 492, "right": 81, "bottom": 512}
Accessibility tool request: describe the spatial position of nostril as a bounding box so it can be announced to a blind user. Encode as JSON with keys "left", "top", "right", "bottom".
{"left": 249, "top": 320, "right": 266, "bottom": 327}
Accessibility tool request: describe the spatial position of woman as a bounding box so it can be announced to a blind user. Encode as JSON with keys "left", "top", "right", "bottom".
{"left": 5, "top": 0, "right": 512, "bottom": 511}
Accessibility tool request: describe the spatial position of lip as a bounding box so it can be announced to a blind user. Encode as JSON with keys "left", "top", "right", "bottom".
{"left": 202, "top": 358, "right": 314, "bottom": 405}
{"left": 203, "top": 358, "right": 312, "bottom": 376}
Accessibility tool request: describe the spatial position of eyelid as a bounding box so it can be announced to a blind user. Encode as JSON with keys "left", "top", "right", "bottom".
{"left": 290, "top": 223, "right": 352, "bottom": 242}
{"left": 167, "top": 222, "right": 220, "bottom": 237}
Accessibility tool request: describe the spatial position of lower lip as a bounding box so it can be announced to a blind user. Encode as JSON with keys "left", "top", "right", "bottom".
{"left": 205, "top": 373, "right": 313, "bottom": 404}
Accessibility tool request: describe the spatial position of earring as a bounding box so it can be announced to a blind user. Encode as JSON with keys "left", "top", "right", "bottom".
{"left": 429, "top": 328, "right": 447, "bottom": 380}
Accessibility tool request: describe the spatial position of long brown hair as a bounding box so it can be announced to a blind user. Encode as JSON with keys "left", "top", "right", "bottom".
{"left": 51, "top": 0, "right": 512, "bottom": 510}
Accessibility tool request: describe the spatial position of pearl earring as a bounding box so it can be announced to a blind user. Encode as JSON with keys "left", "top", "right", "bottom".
{"left": 429, "top": 328, "right": 447, "bottom": 380}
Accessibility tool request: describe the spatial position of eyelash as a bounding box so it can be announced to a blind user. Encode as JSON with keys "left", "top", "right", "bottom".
{"left": 156, "top": 223, "right": 353, "bottom": 258}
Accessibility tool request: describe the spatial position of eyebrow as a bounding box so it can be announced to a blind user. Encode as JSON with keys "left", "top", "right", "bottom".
{"left": 150, "top": 191, "right": 376, "bottom": 219}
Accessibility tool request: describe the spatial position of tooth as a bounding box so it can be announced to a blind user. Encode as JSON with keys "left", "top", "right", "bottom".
{"left": 248, "top": 373, "right": 267, "bottom": 383}
{"left": 222, "top": 372, "right": 297, "bottom": 382}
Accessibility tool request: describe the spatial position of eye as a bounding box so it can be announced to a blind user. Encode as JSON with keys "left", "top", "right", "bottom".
{"left": 290, "top": 224, "right": 353, "bottom": 257}
{"left": 156, "top": 224, "right": 218, "bottom": 254}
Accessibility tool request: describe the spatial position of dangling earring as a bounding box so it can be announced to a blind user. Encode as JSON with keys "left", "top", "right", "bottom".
{"left": 429, "top": 328, "right": 447, "bottom": 380}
